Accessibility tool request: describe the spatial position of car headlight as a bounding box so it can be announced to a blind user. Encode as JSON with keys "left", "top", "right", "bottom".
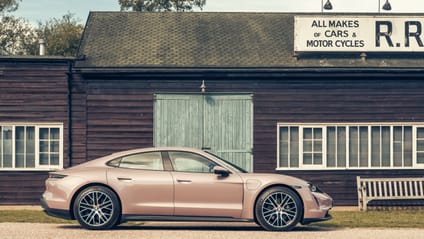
{"left": 48, "top": 173, "right": 67, "bottom": 179}
{"left": 308, "top": 183, "right": 323, "bottom": 193}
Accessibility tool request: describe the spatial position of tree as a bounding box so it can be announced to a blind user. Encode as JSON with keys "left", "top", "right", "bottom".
{"left": 0, "top": 15, "right": 37, "bottom": 55}
{"left": 119, "top": 0, "right": 206, "bottom": 12}
{"left": 0, "top": 0, "right": 36, "bottom": 55}
{"left": 34, "top": 13, "right": 84, "bottom": 56}
{"left": 0, "top": 0, "right": 20, "bottom": 13}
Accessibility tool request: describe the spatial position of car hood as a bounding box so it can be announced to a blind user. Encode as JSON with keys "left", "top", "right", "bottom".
{"left": 238, "top": 173, "right": 309, "bottom": 188}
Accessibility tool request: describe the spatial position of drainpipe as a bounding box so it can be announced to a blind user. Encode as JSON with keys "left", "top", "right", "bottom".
{"left": 66, "top": 60, "right": 73, "bottom": 168}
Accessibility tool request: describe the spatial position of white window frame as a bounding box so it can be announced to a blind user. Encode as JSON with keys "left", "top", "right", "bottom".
{"left": 0, "top": 123, "right": 63, "bottom": 171}
{"left": 299, "top": 126, "right": 326, "bottom": 169}
{"left": 277, "top": 123, "right": 424, "bottom": 170}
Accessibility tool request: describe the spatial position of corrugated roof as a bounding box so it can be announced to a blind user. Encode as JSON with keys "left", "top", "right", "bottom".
{"left": 75, "top": 12, "right": 424, "bottom": 69}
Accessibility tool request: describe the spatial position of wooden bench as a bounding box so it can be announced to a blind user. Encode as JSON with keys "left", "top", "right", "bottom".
{"left": 357, "top": 176, "right": 424, "bottom": 211}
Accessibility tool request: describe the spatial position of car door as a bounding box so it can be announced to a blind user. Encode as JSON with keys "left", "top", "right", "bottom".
{"left": 107, "top": 151, "right": 174, "bottom": 216}
{"left": 168, "top": 151, "right": 244, "bottom": 218}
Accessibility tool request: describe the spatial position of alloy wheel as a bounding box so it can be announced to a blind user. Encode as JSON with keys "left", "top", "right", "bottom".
{"left": 77, "top": 190, "right": 114, "bottom": 227}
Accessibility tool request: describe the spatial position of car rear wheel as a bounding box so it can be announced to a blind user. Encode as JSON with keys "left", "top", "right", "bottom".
{"left": 73, "top": 186, "right": 121, "bottom": 230}
{"left": 255, "top": 186, "right": 303, "bottom": 231}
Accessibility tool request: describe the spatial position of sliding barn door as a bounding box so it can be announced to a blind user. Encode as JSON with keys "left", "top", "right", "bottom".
{"left": 154, "top": 93, "right": 253, "bottom": 171}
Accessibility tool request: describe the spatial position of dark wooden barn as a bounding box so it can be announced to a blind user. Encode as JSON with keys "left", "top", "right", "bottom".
{"left": 2, "top": 12, "right": 424, "bottom": 206}
{"left": 0, "top": 57, "right": 72, "bottom": 204}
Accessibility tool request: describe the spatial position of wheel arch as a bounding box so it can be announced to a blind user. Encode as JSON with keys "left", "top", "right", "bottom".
{"left": 69, "top": 183, "right": 122, "bottom": 220}
{"left": 253, "top": 184, "right": 305, "bottom": 223}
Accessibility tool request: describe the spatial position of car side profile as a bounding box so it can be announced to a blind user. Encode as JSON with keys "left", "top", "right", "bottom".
{"left": 41, "top": 147, "right": 332, "bottom": 231}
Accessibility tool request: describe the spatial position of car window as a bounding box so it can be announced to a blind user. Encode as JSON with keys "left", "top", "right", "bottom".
{"left": 119, "top": 152, "right": 164, "bottom": 171}
{"left": 169, "top": 151, "right": 217, "bottom": 173}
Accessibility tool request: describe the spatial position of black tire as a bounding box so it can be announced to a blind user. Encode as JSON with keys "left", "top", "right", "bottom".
{"left": 73, "top": 186, "right": 121, "bottom": 230}
{"left": 254, "top": 186, "right": 303, "bottom": 231}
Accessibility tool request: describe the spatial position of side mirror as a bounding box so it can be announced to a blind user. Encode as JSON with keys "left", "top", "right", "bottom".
{"left": 213, "top": 166, "right": 230, "bottom": 177}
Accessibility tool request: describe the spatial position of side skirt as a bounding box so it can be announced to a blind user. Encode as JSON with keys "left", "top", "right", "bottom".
{"left": 122, "top": 215, "right": 253, "bottom": 223}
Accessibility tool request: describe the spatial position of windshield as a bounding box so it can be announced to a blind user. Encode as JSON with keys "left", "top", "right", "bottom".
{"left": 204, "top": 151, "right": 248, "bottom": 173}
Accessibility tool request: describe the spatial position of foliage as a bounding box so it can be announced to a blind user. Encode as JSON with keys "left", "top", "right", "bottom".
{"left": 34, "top": 13, "right": 84, "bottom": 56}
{"left": 0, "top": 0, "right": 20, "bottom": 13}
{"left": 119, "top": 0, "right": 206, "bottom": 12}
{"left": 0, "top": 15, "right": 37, "bottom": 55}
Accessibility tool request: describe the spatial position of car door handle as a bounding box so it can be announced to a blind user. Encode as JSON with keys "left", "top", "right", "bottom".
{"left": 117, "top": 177, "right": 132, "bottom": 181}
{"left": 176, "top": 179, "right": 192, "bottom": 184}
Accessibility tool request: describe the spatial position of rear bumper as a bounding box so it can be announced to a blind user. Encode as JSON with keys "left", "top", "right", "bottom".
{"left": 40, "top": 196, "right": 73, "bottom": 220}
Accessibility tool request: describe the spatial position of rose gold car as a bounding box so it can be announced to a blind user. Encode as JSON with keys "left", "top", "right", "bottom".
{"left": 41, "top": 147, "right": 332, "bottom": 231}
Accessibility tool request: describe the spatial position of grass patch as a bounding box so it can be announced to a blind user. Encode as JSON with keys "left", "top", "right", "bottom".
{"left": 315, "top": 210, "right": 424, "bottom": 228}
{"left": 1, "top": 210, "right": 424, "bottom": 229}
{"left": 0, "top": 210, "right": 74, "bottom": 224}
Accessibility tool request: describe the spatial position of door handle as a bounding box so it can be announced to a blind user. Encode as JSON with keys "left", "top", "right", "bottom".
{"left": 117, "top": 177, "right": 132, "bottom": 181}
{"left": 176, "top": 179, "right": 192, "bottom": 184}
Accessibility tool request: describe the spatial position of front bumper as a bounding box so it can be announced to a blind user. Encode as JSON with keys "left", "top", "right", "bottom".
{"left": 40, "top": 196, "right": 73, "bottom": 220}
{"left": 302, "top": 212, "right": 332, "bottom": 225}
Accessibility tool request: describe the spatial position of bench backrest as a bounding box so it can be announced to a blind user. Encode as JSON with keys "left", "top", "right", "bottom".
{"left": 357, "top": 177, "right": 424, "bottom": 199}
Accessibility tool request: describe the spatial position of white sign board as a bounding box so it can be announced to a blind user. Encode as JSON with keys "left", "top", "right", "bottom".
{"left": 294, "top": 16, "right": 424, "bottom": 52}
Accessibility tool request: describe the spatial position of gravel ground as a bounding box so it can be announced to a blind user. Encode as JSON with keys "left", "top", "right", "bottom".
{"left": 0, "top": 222, "right": 423, "bottom": 239}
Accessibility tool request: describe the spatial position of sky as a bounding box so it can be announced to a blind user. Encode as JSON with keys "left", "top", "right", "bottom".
{"left": 12, "top": 0, "right": 424, "bottom": 25}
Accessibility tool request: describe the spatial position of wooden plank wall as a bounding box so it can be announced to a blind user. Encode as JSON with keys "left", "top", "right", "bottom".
{"left": 0, "top": 61, "right": 69, "bottom": 204}
{"left": 83, "top": 76, "right": 424, "bottom": 205}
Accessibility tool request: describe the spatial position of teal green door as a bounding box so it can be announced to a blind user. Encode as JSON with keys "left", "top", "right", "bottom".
{"left": 154, "top": 93, "right": 253, "bottom": 172}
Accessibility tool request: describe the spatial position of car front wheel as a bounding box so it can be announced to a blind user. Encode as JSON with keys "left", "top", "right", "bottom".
{"left": 73, "top": 186, "right": 121, "bottom": 230}
{"left": 255, "top": 186, "right": 303, "bottom": 231}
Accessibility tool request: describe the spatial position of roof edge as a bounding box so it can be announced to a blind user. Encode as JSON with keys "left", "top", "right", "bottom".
{"left": 73, "top": 67, "right": 424, "bottom": 77}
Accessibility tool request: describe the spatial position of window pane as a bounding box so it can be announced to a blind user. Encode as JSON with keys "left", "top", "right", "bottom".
{"left": 26, "top": 153, "right": 35, "bottom": 168}
{"left": 15, "top": 138, "right": 24, "bottom": 154}
{"left": 404, "top": 127, "right": 412, "bottom": 167}
{"left": 3, "top": 127, "right": 13, "bottom": 168}
{"left": 349, "top": 127, "right": 358, "bottom": 167}
{"left": 417, "top": 128, "right": 424, "bottom": 138}
{"left": 304, "top": 141, "right": 312, "bottom": 152}
{"left": 381, "top": 126, "right": 390, "bottom": 167}
{"left": 303, "top": 128, "right": 312, "bottom": 139}
{"left": 16, "top": 127, "right": 24, "bottom": 140}
{"left": 50, "top": 141, "right": 59, "bottom": 153}
{"left": 327, "top": 127, "right": 336, "bottom": 167}
{"left": 40, "top": 153, "right": 49, "bottom": 165}
{"left": 26, "top": 127, "right": 35, "bottom": 168}
{"left": 303, "top": 153, "right": 313, "bottom": 165}
{"left": 169, "top": 151, "right": 217, "bottom": 173}
{"left": 314, "top": 128, "right": 322, "bottom": 139}
{"left": 39, "top": 128, "right": 49, "bottom": 140}
{"left": 359, "top": 127, "right": 368, "bottom": 167}
{"left": 15, "top": 154, "right": 25, "bottom": 168}
{"left": 314, "top": 153, "right": 322, "bottom": 164}
{"left": 337, "top": 127, "right": 346, "bottom": 167}
{"left": 50, "top": 154, "right": 59, "bottom": 166}
{"left": 393, "top": 127, "right": 403, "bottom": 167}
{"left": 50, "top": 128, "right": 60, "bottom": 140}
{"left": 39, "top": 141, "right": 49, "bottom": 153}
{"left": 371, "top": 126, "right": 381, "bottom": 167}
{"left": 290, "top": 127, "right": 299, "bottom": 167}
{"left": 0, "top": 126, "right": 2, "bottom": 167}
{"left": 120, "top": 152, "right": 163, "bottom": 170}
{"left": 279, "top": 127, "right": 289, "bottom": 167}
{"left": 417, "top": 140, "right": 424, "bottom": 152}
{"left": 315, "top": 140, "right": 322, "bottom": 152}
{"left": 417, "top": 153, "right": 424, "bottom": 164}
